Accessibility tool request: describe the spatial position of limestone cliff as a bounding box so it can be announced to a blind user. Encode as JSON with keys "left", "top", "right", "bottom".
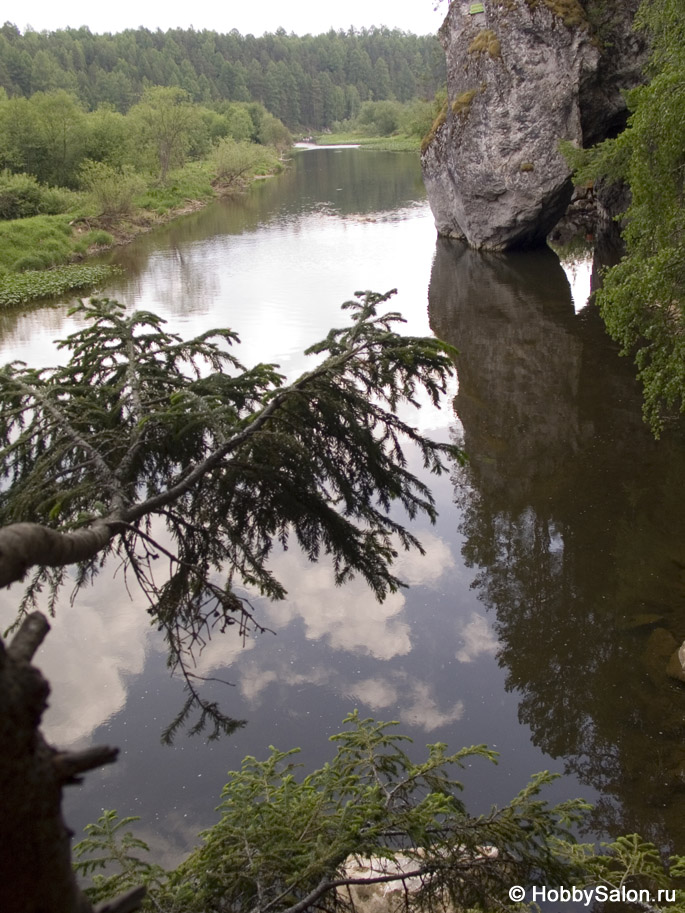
{"left": 421, "top": 0, "right": 645, "bottom": 250}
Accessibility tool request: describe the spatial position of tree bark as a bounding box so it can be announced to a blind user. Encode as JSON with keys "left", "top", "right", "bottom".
{"left": 0, "top": 521, "right": 116, "bottom": 588}
{"left": 0, "top": 612, "right": 141, "bottom": 913}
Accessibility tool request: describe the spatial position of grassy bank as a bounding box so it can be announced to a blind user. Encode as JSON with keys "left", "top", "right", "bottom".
{"left": 313, "top": 133, "right": 421, "bottom": 152}
{"left": 0, "top": 151, "right": 284, "bottom": 307}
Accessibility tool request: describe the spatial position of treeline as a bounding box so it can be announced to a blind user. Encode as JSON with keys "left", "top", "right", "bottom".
{"left": 0, "top": 86, "right": 290, "bottom": 189}
{"left": 0, "top": 22, "right": 445, "bottom": 130}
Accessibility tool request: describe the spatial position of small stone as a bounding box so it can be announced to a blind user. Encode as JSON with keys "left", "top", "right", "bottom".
{"left": 667, "top": 641, "right": 685, "bottom": 683}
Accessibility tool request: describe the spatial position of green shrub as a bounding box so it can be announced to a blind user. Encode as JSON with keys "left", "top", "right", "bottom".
{"left": 80, "top": 160, "right": 146, "bottom": 219}
{"left": 211, "top": 138, "right": 278, "bottom": 186}
{"left": 84, "top": 229, "right": 114, "bottom": 247}
{"left": 12, "top": 253, "right": 49, "bottom": 272}
{"left": 356, "top": 100, "right": 404, "bottom": 136}
{"left": 0, "top": 170, "right": 74, "bottom": 220}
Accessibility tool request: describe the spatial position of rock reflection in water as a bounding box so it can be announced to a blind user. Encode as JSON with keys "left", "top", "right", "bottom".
{"left": 429, "top": 237, "right": 685, "bottom": 850}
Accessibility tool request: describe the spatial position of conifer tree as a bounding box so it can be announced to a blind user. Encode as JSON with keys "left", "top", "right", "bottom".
{"left": 0, "top": 289, "right": 461, "bottom": 735}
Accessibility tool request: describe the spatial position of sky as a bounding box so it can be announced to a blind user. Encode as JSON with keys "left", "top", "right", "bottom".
{"left": 12, "top": 0, "right": 446, "bottom": 38}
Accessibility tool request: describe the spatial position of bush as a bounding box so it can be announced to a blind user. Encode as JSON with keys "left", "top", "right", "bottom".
{"left": 84, "top": 229, "right": 114, "bottom": 247}
{"left": 257, "top": 113, "right": 292, "bottom": 151}
{"left": 211, "top": 138, "right": 277, "bottom": 186}
{"left": 12, "top": 253, "right": 49, "bottom": 272}
{"left": 356, "top": 100, "right": 404, "bottom": 136}
{"left": 0, "top": 170, "right": 73, "bottom": 220}
{"left": 80, "top": 160, "right": 146, "bottom": 218}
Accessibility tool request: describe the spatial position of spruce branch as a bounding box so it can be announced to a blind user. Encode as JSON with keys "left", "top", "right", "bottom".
{"left": 0, "top": 292, "right": 462, "bottom": 738}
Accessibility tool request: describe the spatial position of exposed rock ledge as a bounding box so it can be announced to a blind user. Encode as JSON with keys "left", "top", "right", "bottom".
{"left": 421, "top": 0, "right": 645, "bottom": 250}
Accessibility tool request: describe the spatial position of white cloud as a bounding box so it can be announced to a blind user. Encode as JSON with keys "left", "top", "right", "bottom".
{"left": 455, "top": 612, "right": 498, "bottom": 664}
{"left": 346, "top": 673, "right": 464, "bottom": 733}
{"left": 0, "top": 573, "right": 151, "bottom": 748}
{"left": 347, "top": 677, "right": 398, "bottom": 709}
{"left": 400, "top": 681, "right": 464, "bottom": 731}
{"left": 260, "top": 533, "right": 454, "bottom": 660}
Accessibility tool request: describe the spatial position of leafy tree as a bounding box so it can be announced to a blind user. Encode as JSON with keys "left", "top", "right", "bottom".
{"left": 0, "top": 94, "right": 43, "bottom": 175}
{"left": 79, "top": 160, "right": 145, "bottom": 218}
{"left": 210, "top": 138, "right": 278, "bottom": 187}
{"left": 128, "top": 86, "right": 201, "bottom": 182}
{"left": 563, "top": 0, "right": 685, "bottom": 434}
{"left": 30, "top": 89, "right": 87, "bottom": 186}
{"left": 82, "top": 103, "right": 131, "bottom": 169}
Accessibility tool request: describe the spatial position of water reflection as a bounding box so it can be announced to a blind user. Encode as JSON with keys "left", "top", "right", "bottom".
{"left": 429, "top": 237, "right": 685, "bottom": 849}
{"left": 0, "top": 151, "right": 603, "bottom": 866}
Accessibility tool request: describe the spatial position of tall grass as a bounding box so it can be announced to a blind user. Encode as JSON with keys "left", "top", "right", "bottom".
{"left": 0, "top": 215, "right": 111, "bottom": 273}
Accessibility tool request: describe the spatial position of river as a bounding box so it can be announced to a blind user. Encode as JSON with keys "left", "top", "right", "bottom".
{"left": 1, "top": 147, "right": 685, "bottom": 866}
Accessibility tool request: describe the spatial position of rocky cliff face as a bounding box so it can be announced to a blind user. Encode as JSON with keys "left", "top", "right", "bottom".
{"left": 421, "top": 0, "right": 645, "bottom": 250}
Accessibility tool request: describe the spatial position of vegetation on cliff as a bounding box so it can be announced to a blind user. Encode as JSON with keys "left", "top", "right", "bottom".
{"left": 564, "top": 0, "right": 684, "bottom": 433}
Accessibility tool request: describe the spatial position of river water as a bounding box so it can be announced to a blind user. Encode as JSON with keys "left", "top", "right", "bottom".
{"left": 2, "top": 148, "right": 685, "bottom": 865}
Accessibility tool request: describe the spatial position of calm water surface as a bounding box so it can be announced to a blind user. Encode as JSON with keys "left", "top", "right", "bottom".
{"left": 2, "top": 149, "right": 685, "bottom": 865}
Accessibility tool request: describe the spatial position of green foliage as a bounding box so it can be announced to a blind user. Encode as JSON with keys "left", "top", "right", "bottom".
{"left": 135, "top": 161, "right": 215, "bottom": 214}
{"left": 0, "top": 213, "right": 82, "bottom": 273}
{"left": 0, "top": 25, "right": 446, "bottom": 131}
{"left": 420, "top": 90, "right": 448, "bottom": 155}
{"left": 565, "top": 833, "right": 685, "bottom": 911}
{"left": 356, "top": 100, "right": 405, "bottom": 137}
{"left": 79, "top": 159, "right": 146, "bottom": 218}
{"left": 0, "top": 264, "right": 121, "bottom": 305}
{"left": 128, "top": 86, "right": 203, "bottom": 183}
{"left": 257, "top": 111, "right": 293, "bottom": 151}
{"left": 563, "top": 0, "right": 685, "bottom": 434}
{"left": 210, "top": 138, "right": 279, "bottom": 187}
{"left": 0, "top": 292, "right": 462, "bottom": 734}
{"left": 0, "top": 168, "right": 72, "bottom": 219}
{"left": 325, "top": 96, "right": 443, "bottom": 149}
{"left": 73, "top": 714, "right": 591, "bottom": 913}
{"left": 73, "top": 811, "right": 168, "bottom": 907}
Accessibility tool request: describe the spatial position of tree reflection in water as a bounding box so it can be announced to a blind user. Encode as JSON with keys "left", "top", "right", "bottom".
{"left": 429, "top": 237, "right": 685, "bottom": 851}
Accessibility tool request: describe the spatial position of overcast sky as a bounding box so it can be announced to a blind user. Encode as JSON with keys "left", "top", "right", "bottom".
{"left": 12, "top": 0, "right": 446, "bottom": 37}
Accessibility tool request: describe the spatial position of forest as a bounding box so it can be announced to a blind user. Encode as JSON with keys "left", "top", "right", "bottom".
{"left": 1, "top": 0, "right": 684, "bottom": 909}
{"left": 0, "top": 22, "right": 446, "bottom": 130}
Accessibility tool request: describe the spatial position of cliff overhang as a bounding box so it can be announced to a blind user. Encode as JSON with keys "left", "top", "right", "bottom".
{"left": 421, "top": 0, "right": 646, "bottom": 250}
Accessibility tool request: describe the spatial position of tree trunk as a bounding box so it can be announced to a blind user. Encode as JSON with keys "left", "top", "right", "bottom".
{"left": 0, "top": 612, "right": 141, "bottom": 913}
{"left": 0, "top": 521, "right": 116, "bottom": 589}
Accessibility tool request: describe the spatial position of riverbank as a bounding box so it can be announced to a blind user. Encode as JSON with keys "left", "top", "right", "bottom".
{"left": 0, "top": 155, "right": 285, "bottom": 307}
{"left": 312, "top": 132, "right": 421, "bottom": 152}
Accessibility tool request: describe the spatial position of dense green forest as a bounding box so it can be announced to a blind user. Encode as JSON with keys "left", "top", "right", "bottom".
{"left": 0, "top": 22, "right": 445, "bottom": 130}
